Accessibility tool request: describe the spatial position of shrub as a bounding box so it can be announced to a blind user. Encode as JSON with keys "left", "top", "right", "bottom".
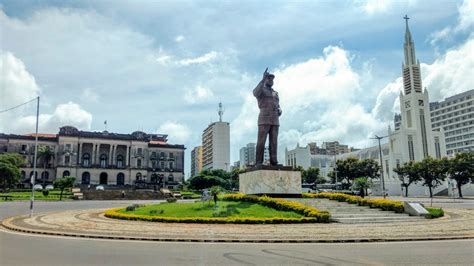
{"left": 42, "top": 190, "right": 49, "bottom": 197}
{"left": 425, "top": 207, "right": 444, "bottom": 219}
{"left": 303, "top": 192, "right": 404, "bottom": 213}
{"left": 167, "top": 198, "right": 177, "bottom": 203}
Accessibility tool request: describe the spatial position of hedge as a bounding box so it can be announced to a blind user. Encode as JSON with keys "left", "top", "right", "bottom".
{"left": 104, "top": 194, "right": 331, "bottom": 224}
{"left": 425, "top": 207, "right": 444, "bottom": 219}
{"left": 303, "top": 192, "right": 404, "bottom": 213}
{"left": 222, "top": 194, "right": 330, "bottom": 222}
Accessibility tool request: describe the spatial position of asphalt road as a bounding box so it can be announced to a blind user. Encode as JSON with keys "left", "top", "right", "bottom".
{"left": 1, "top": 200, "right": 473, "bottom": 266}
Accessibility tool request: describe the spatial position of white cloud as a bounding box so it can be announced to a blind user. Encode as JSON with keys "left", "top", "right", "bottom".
{"left": 179, "top": 51, "right": 218, "bottom": 66}
{"left": 81, "top": 88, "right": 100, "bottom": 103}
{"left": 184, "top": 85, "right": 214, "bottom": 104}
{"left": 175, "top": 35, "right": 185, "bottom": 43}
{"left": 157, "top": 121, "right": 191, "bottom": 144}
{"left": 457, "top": 0, "right": 474, "bottom": 31}
{"left": 232, "top": 45, "right": 385, "bottom": 160}
{"left": 360, "top": 0, "right": 394, "bottom": 14}
{"left": 0, "top": 52, "right": 92, "bottom": 134}
{"left": 371, "top": 77, "right": 402, "bottom": 122}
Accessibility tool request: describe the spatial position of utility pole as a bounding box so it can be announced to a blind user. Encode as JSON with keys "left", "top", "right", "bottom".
{"left": 371, "top": 135, "right": 388, "bottom": 198}
{"left": 30, "top": 96, "right": 40, "bottom": 217}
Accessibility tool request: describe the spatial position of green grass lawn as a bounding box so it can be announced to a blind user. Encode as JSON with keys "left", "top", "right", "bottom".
{"left": 0, "top": 190, "right": 73, "bottom": 201}
{"left": 119, "top": 201, "right": 304, "bottom": 218}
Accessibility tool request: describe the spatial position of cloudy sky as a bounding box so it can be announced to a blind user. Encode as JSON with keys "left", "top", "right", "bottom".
{"left": 1, "top": 0, "right": 473, "bottom": 175}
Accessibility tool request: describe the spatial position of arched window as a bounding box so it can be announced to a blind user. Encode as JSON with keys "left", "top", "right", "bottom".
{"left": 136, "top": 173, "right": 142, "bottom": 181}
{"left": 100, "top": 172, "right": 108, "bottom": 185}
{"left": 82, "top": 153, "right": 90, "bottom": 167}
{"left": 63, "top": 170, "right": 70, "bottom": 177}
{"left": 169, "top": 162, "right": 174, "bottom": 170}
{"left": 100, "top": 154, "right": 108, "bottom": 168}
{"left": 30, "top": 171, "right": 38, "bottom": 179}
{"left": 117, "top": 155, "right": 124, "bottom": 168}
{"left": 41, "top": 171, "right": 49, "bottom": 180}
{"left": 117, "top": 173, "right": 125, "bottom": 185}
{"left": 168, "top": 174, "right": 174, "bottom": 182}
{"left": 81, "top": 172, "right": 90, "bottom": 184}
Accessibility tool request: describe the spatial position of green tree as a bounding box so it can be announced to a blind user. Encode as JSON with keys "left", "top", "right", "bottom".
{"left": 302, "top": 167, "right": 320, "bottom": 184}
{"left": 210, "top": 185, "right": 221, "bottom": 205}
{"left": 53, "top": 176, "right": 75, "bottom": 200}
{"left": 38, "top": 145, "right": 55, "bottom": 187}
{"left": 335, "top": 157, "right": 361, "bottom": 188}
{"left": 394, "top": 161, "right": 421, "bottom": 197}
{"left": 188, "top": 175, "right": 227, "bottom": 190}
{"left": 359, "top": 159, "right": 381, "bottom": 180}
{"left": 352, "top": 177, "right": 373, "bottom": 198}
{"left": 0, "top": 153, "right": 26, "bottom": 191}
{"left": 448, "top": 152, "right": 474, "bottom": 198}
{"left": 418, "top": 157, "right": 449, "bottom": 198}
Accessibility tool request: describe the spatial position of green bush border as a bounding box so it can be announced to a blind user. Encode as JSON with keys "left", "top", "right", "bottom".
{"left": 303, "top": 192, "right": 405, "bottom": 213}
{"left": 425, "top": 207, "right": 444, "bottom": 219}
{"left": 104, "top": 194, "right": 331, "bottom": 224}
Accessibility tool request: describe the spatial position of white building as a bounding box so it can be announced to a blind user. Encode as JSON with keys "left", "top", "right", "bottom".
{"left": 430, "top": 89, "right": 474, "bottom": 156}
{"left": 340, "top": 17, "right": 447, "bottom": 196}
{"left": 239, "top": 143, "right": 269, "bottom": 168}
{"left": 202, "top": 103, "right": 230, "bottom": 171}
{"left": 285, "top": 143, "right": 335, "bottom": 180}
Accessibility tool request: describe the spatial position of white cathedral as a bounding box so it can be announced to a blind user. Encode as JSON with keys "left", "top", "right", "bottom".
{"left": 340, "top": 16, "right": 447, "bottom": 196}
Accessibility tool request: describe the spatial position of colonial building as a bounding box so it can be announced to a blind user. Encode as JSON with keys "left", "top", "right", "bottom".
{"left": 430, "top": 89, "right": 473, "bottom": 156}
{"left": 0, "top": 126, "right": 186, "bottom": 189}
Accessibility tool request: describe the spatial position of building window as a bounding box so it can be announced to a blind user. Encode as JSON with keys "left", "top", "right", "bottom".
{"left": 21, "top": 144, "right": 27, "bottom": 152}
{"left": 385, "top": 160, "right": 389, "bottom": 175}
{"left": 137, "top": 159, "right": 142, "bottom": 168}
{"left": 117, "top": 155, "right": 124, "bottom": 168}
{"left": 435, "top": 137, "right": 441, "bottom": 159}
{"left": 82, "top": 153, "right": 90, "bottom": 167}
{"left": 169, "top": 153, "right": 174, "bottom": 159}
{"left": 63, "top": 170, "right": 70, "bottom": 177}
{"left": 65, "top": 143, "right": 72, "bottom": 151}
{"left": 408, "top": 135, "right": 415, "bottom": 161}
{"left": 169, "top": 162, "right": 174, "bottom": 170}
{"left": 137, "top": 148, "right": 143, "bottom": 156}
{"left": 168, "top": 174, "right": 174, "bottom": 182}
{"left": 160, "top": 161, "right": 165, "bottom": 169}
{"left": 160, "top": 152, "right": 165, "bottom": 159}
{"left": 81, "top": 172, "right": 90, "bottom": 184}
{"left": 65, "top": 155, "right": 70, "bottom": 165}
{"left": 100, "top": 154, "right": 108, "bottom": 168}
{"left": 136, "top": 173, "right": 142, "bottom": 181}
{"left": 116, "top": 173, "right": 125, "bottom": 186}
{"left": 99, "top": 172, "right": 108, "bottom": 185}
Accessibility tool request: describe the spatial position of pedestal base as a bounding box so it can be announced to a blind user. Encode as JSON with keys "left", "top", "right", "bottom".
{"left": 239, "top": 169, "right": 302, "bottom": 197}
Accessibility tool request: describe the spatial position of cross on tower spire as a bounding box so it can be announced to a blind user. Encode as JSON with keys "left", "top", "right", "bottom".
{"left": 403, "top": 14, "right": 410, "bottom": 28}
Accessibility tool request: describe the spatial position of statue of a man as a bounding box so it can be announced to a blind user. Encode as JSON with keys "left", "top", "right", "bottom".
{"left": 253, "top": 68, "right": 282, "bottom": 166}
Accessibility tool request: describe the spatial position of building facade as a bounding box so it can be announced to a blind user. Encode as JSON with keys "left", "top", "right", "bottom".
{"left": 0, "top": 126, "right": 186, "bottom": 189}
{"left": 202, "top": 121, "right": 230, "bottom": 171}
{"left": 285, "top": 143, "right": 335, "bottom": 180}
{"left": 430, "top": 89, "right": 474, "bottom": 156}
{"left": 190, "top": 146, "right": 203, "bottom": 177}
{"left": 239, "top": 143, "right": 269, "bottom": 168}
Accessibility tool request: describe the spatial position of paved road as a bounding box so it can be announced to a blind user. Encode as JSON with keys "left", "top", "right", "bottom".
{"left": 1, "top": 200, "right": 473, "bottom": 265}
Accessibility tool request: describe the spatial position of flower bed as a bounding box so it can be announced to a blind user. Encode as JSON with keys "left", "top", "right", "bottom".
{"left": 302, "top": 192, "right": 404, "bottom": 213}
{"left": 104, "top": 194, "right": 331, "bottom": 224}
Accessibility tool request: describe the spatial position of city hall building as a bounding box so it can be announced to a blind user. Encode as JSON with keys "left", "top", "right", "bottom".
{"left": 0, "top": 126, "right": 185, "bottom": 189}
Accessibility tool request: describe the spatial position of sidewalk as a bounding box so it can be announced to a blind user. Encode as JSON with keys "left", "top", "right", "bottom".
{"left": 3, "top": 207, "right": 474, "bottom": 243}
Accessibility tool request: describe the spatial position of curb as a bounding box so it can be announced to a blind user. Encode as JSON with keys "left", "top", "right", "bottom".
{"left": 2, "top": 217, "right": 473, "bottom": 244}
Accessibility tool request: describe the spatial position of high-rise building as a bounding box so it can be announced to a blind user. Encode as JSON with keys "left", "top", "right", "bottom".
{"left": 202, "top": 103, "right": 230, "bottom": 171}
{"left": 190, "top": 146, "right": 202, "bottom": 177}
{"left": 239, "top": 143, "right": 269, "bottom": 168}
{"left": 430, "top": 89, "right": 474, "bottom": 156}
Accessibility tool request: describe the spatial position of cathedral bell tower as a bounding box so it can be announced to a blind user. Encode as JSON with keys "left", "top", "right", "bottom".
{"left": 398, "top": 15, "right": 436, "bottom": 160}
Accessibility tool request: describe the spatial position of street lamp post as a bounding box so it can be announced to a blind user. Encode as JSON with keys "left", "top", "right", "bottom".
{"left": 333, "top": 153, "right": 338, "bottom": 190}
{"left": 30, "top": 96, "right": 40, "bottom": 218}
{"left": 371, "top": 135, "right": 388, "bottom": 198}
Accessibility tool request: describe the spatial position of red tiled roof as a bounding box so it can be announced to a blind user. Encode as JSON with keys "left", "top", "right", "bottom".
{"left": 149, "top": 140, "right": 167, "bottom": 145}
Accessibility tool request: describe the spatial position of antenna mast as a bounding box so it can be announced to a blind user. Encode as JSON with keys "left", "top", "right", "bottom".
{"left": 218, "top": 102, "right": 225, "bottom": 122}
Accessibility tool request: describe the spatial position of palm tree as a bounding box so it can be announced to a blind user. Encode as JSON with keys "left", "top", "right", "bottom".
{"left": 38, "top": 145, "right": 55, "bottom": 187}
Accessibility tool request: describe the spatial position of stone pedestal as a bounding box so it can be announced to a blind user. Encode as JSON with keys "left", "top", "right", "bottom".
{"left": 239, "top": 166, "right": 301, "bottom": 197}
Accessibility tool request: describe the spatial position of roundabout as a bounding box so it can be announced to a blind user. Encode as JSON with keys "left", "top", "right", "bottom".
{"left": 3, "top": 203, "right": 474, "bottom": 243}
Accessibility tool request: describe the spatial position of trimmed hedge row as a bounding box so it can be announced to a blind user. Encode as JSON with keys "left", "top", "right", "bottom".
{"left": 222, "top": 194, "right": 330, "bottom": 222}
{"left": 425, "top": 207, "right": 444, "bottom": 219}
{"left": 303, "top": 192, "right": 404, "bottom": 213}
{"left": 104, "top": 208, "right": 318, "bottom": 224}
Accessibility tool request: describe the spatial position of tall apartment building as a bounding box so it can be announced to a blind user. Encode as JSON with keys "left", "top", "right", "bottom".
{"left": 430, "top": 89, "right": 473, "bottom": 156}
{"left": 307, "top": 141, "right": 353, "bottom": 155}
{"left": 190, "top": 146, "right": 203, "bottom": 177}
{"left": 202, "top": 121, "right": 230, "bottom": 171}
{"left": 0, "top": 126, "right": 186, "bottom": 189}
{"left": 239, "top": 143, "right": 269, "bottom": 168}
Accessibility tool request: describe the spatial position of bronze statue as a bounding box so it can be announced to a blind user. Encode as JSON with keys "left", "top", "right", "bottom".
{"left": 253, "top": 68, "right": 282, "bottom": 166}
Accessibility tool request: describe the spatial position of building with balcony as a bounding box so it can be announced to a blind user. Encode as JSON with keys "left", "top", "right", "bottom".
{"left": 190, "top": 146, "right": 203, "bottom": 177}
{"left": 239, "top": 143, "right": 269, "bottom": 169}
{"left": 0, "top": 126, "right": 186, "bottom": 189}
